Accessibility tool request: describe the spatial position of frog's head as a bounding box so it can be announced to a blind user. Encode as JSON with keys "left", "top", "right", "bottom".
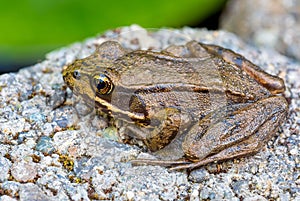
{"left": 62, "top": 41, "right": 128, "bottom": 108}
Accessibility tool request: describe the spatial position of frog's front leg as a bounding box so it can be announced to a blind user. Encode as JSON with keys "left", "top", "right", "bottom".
{"left": 143, "top": 107, "right": 183, "bottom": 151}
{"left": 121, "top": 107, "right": 183, "bottom": 151}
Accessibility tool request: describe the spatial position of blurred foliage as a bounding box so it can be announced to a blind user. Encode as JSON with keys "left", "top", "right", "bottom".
{"left": 0, "top": 0, "right": 226, "bottom": 72}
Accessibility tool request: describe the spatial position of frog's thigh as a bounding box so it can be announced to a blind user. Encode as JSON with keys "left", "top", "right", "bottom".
{"left": 177, "top": 96, "right": 287, "bottom": 170}
{"left": 199, "top": 43, "right": 285, "bottom": 94}
{"left": 173, "top": 114, "right": 284, "bottom": 170}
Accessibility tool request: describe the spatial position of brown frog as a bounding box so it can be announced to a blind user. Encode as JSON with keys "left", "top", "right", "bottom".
{"left": 62, "top": 40, "right": 288, "bottom": 170}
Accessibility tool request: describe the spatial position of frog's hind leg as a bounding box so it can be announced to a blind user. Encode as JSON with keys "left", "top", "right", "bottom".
{"left": 199, "top": 42, "right": 285, "bottom": 94}
{"left": 170, "top": 134, "right": 273, "bottom": 170}
{"left": 132, "top": 96, "right": 287, "bottom": 171}
{"left": 134, "top": 97, "right": 286, "bottom": 171}
{"left": 172, "top": 96, "right": 288, "bottom": 170}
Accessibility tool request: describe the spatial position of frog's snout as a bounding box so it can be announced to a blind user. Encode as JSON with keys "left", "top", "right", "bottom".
{"left": 62, "top": 66, "right": 74, "bottom": 90}
{"left": 62, "top": 65, "right": 70, "bottom": 78}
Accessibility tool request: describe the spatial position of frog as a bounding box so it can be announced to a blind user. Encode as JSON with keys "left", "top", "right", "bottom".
{"left": 62, "top": 40, "right": 288, "bottom": 170}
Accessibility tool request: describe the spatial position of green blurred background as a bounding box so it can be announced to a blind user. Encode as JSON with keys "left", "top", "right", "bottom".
{"left": 0, "top": 0, "right": 227, "bottom": 73}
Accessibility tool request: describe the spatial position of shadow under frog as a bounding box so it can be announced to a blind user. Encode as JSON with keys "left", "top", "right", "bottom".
{"left": 62, "top": 40, "right": 288, "bottom": 170}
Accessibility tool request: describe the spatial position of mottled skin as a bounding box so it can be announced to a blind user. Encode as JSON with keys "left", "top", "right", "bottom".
{"left": 63, "top": 40, "right": 288, "bottom": 170}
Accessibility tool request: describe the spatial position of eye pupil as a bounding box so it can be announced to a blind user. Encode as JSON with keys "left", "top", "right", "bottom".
{"left": 73, "top": 70, "right": 81, "bottom": 79}
{"left": 94, "top": 74, "right": 113, "bottom": 95}
{"left": 97, "top": 79, "right": 106, "bottom": 90}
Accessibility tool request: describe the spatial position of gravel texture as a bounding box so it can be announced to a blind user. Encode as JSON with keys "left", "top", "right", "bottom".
{"left": 0, "top": 25, "right": 299, "bottom": 200}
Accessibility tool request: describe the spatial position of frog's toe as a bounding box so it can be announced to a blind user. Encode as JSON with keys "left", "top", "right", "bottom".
{"left": 131, "top": 158, "right": 190, "bottom": 168}
{"left": 175, "top": 134, "right": 271, "bottom": 170}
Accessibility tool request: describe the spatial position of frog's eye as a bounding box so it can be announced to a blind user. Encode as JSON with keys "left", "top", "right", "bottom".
{"left": 93, "top": 74, "right": 114, "bottom": 95}
{"left": 73, "top": 70, "right": 81, "bottom": 80}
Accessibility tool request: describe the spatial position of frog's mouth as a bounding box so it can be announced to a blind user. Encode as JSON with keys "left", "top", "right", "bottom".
{"left": 62, "top": 75, "right": 74, "bottom": 90}
{"left": 62, "top": 66, "right": 75, "bottom": 90}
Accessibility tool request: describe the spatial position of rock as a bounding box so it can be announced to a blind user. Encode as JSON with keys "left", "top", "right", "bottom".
{"left": 0, "top": 195, "right": 18, "bottom": 201}
{"left": 221, "top": 0, "right": 300, "bottom": 61}
{"left": 189, "top": 168, "right": 209, "bottom": 183}
{"left": 19, "top": 183, "right": 51, "bottom": 201}
{"left": 11, "top": 160, "right": 37, "bottom": 182}
{"left": 35, "top": 136, "right": 56, "bottom": 154}
{"left": 0, "top": 156, "right": 12, "bottom": 182}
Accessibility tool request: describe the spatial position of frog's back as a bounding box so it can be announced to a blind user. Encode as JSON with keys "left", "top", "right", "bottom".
{"left": 116, "top": 51, "right": 271, "bottom": 104}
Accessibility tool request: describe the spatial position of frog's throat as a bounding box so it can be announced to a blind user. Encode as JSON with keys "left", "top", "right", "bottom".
{"left": 95, "top": 96, "right": 145, "bottom": 120}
